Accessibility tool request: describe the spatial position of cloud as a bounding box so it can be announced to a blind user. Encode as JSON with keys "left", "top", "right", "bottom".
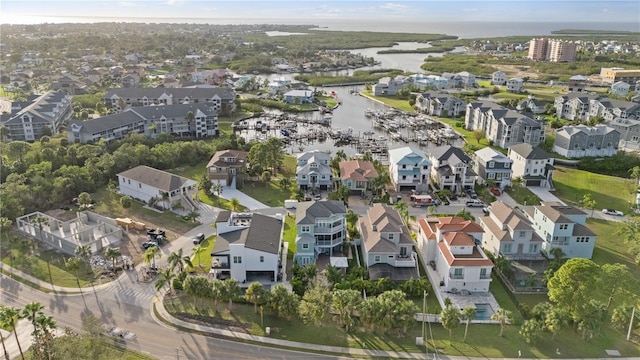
{"left": 378, "top": 3, "right": 407, "bottom": 11}
{"left": 117, "top": 2, "right": 138, "bottom": 8}
{"left": 164, "top": 0, "right": 185, "bottom": 5}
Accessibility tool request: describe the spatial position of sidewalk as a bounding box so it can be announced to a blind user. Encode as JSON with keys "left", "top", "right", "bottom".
{"left": 152, "top": 295, "right": 432, "bottom": 359}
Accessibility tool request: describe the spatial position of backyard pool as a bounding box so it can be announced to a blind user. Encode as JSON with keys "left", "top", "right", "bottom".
{"left": 475, "top": 303, "right": 495, "bottom": 320}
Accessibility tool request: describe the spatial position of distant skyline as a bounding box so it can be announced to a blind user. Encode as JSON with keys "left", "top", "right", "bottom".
{"left": 2, "top": 0, "right": 640, "bottom": 24}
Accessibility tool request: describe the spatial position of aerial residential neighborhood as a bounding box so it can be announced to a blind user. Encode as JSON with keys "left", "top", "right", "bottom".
{"left": 1, "top": 7, "right": 640, "bottom": 360}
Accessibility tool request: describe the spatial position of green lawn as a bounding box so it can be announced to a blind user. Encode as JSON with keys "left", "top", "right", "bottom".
{"left": 504, "top": 185, "right": 542, "bottom": 206}
{"left": 360, "top": 90, "right": 414, "bottom": 112}
{"left": 165, "top": 292, "right": 640, "bottom": 358}
{"left": 282, "top": 215, "right": 297, "bottom": 259}
{"left": 435, "top": 117, "right": 491, "bottom": 148}
{"left": 240, "top": 179, "right": 294, "bottom": 207}
{"left": 189, "top": 235, "right": 216, "bottom": 272}
{"left": 552, "top": 166, "right": 634, "bottom": 213}
{"left": 587, "top": 218, "right": 640, "bottom": 280}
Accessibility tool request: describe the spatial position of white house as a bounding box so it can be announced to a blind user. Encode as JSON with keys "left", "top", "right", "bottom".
{"left": 473, "top": 147, "right": 512, "bottom": 189}
{"left": 429, "top": 145, "right": 475, "bottom": 193}
{"left": 507, "top": 143, "right": 554, "bottom": 188}
{"left": 552, "top": 125, "right": 620, "bottom": 158}
{"left": 211, "top": 211, "right": 284, "bottom": 285}
{"left": 416, "top": 217, "right": 493, "bottom": 293}
{"left": 492, "top": 71, "right": 506, "bottom": 85}
{"left": 611, "top": 81, "right": 631, "bottom": 97}
{"left": 506, "top": 78, "right": 524, "bottom": 93}
{"left": 359, "top": 203, "right": 418, "bottom": 281}
{"left": 526, "top": 202, "right": 597, "bottom": 259}
{"left": 388, "top": 146, "right": 431, "bottom": 192}
{"left": 284, "top": 90, "right": 314, "bottom": 104}
{"left": 296, "top": 150, "right": 333, "bottom": 190}
{"left": 117, "top": 165, "right": 198, "bottom": 212}
{"left": 479, "top": 201, "right": 545, "bottom": 260}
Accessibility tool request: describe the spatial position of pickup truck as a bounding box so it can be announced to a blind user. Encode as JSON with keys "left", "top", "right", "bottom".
{"left": 466, "top": 200, "right": 485, "bottom": 207}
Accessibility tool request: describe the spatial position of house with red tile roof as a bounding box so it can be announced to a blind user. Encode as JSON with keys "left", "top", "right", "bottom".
{"left": 338, "top": 160, "right": 379, "bottom": 195}
{"left": 417, "top": 216, "right": 494, "bottom": 293}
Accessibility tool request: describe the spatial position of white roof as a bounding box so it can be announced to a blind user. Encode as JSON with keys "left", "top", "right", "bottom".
{"left": 330, "top": 257, "right": 349, "bottom": 268}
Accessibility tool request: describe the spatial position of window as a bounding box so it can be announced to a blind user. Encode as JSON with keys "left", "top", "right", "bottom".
{"left": 402, "top": 175, "right": 407, "bottom": 180}
{"left": 454, "top": 268, "right": 463, "bottom": 277}
{"left": 127, "top": 179, "right": 131, "bottom": 184}
{"left": 139, "top": 183, "right": 142, "bottom": 188}
{"left": 488, "top": 162, "right": 495, "bottom": 168}
{"left": 388, "top": 233, "right": 394, "bottom": 240}
{"left": 233, "top": 256, "right": 242, "bottom": 264}
{"left": 480, "top": 268, "right": 487, "bottom": 278}
{"left": 519, "top": 231, "right": 526, "bottom": 238}
{"left": 302, "top": 175, "right": 306, "bottom": 179}
{"left": 560, "top": 224, "right": 568, "bottom": 230}
{"left": 488, "top": 173, "right": 495, "bottom": 179}
{"left": 503, "top": 243, "right": 512, "bottom": 253}
{"left": 260, "top": 256, "right": 264, "bottom": 263}
{"left": 301, "top": 225, "right": 310, "bottom": 232}
{"left": 321, "top": 175, "right": 325, "bottom": 179}
{"left": 402, "top": 165, "right": 406, "bottom": 169}
{"left": 529, "top": 244, "right": 538, "bottom": 253}
{"left": 302, "top": 243, "right": 309, "bottom": 249}
{"left": 374, "top": 255, "right": 381, "bottom": 262}
{"left": 504, "top": 163, "right": 510, "bottom": 168}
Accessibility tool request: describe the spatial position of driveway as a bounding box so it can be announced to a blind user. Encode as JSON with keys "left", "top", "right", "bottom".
{"left": 219, "top": 177, "right": 269, "bottom": 210}
{"left": 528, "top": 186, "right": 566, "bottom": 204}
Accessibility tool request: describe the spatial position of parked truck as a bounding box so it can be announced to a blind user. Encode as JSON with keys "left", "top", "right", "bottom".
{"left": 411, "top": 194, "right": 434, "bottom": 207}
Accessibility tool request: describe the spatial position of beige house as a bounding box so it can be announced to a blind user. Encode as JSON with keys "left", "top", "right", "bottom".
{"left": 206, "top": 150, "right": 249, "bottom": 188}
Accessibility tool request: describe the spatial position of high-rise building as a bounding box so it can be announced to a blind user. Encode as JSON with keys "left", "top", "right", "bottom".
{"left": 527, "top": 38, "right": 549, "bottom": 61}
{"left": 527, "top": 38, "right": 576, "bottom": 62}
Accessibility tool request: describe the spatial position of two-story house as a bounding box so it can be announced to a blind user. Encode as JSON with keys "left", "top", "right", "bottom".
{"left": 466, "top": 101, "right": 545, "bottom": 149}
{"left": 609, "top": 117, "right": 640, "bottom": 153}
{"left": 416, "top": 217, "right": 493, "bottom": 293}
{"left": 429, "top": 145, "right": 475, "bottom": 194}
{"left": 211, "top": 211, "right": 284, "bottom": 285}
{"left": 507, "top": 143, "right": 554, "bottom": 188}
{"left": 492, "top": 71, "right": 506, "bottom": 85}
{"left": 359, "top": 203, "right": 418, "bottom": 280}
{"left": 120, "top": 74, "right": 140, "bottom": 88}
{"left": 373, "top": 76, "right": 410, "bottom": 96}
{"left": 479, "top": 201, "right": 545, "bottom": 260}
{"left": 338, "top": 160, "right": 379, "bottom": 195}
{"left": 473, "top": 147, "right": 513, "bottom": 189}
{"left": 296, "top": 150, "right": 333, "bottom": 190}
{"left": 284, "top": 90, "right": 314, "bottom": 104}
{"left": 294, "top": 200, "right": 347, "bottom": 265}
{"left": 415, "top": 91, "right": 465, "bottom": 118}
{"left": 388, "top": 146, "right": 431, "bottom": 192}
{"left": 526, "top": 202, "right": 596, "bottom": 259}
{"left": 206, "top": 150, "right": 249, "bottom": 189}
{"left": 506, "top": 78, "right": 524, "bottom": 93}
{"left": 2, "top": 91, "right": 73, "bottom": 142}
{"left": 117, "top": 165, "right": 198, "bottom": 213}
{"left": 552, "top": 125, "right": 620, "bottom": 158}
{"left": 611, "top": 81, "right": 631, "bottom": 97}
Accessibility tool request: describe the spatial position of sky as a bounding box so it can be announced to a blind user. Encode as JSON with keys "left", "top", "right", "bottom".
{"left": 1, "top": 0, "right": 639, "bottom": 24}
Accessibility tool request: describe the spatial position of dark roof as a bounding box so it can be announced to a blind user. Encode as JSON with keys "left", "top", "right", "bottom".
{"left": 117, "top": 165, "right": 195, "bottom": 192}
{"left": 69, "top": 110, "right": 145, "bottom": 134}
{"left": 104, "top": 87, "right": 235, "bottom": 101}
{"left": 213, "top": 213, "right": 282, "bottom": 254}
{"left": 296, "top": 200, "right": 347, "bottom": 225}
{"left": 430, "top": 145, "right": 472, "bottom": 163}
{"left": 206, "top": 150, "right": 249, "bottom": 169}
{"left": 509, "top": 143, "right": 550, "bottom": 159}
{"left": 216, "top": 210, "right": 231, "bottom": 223}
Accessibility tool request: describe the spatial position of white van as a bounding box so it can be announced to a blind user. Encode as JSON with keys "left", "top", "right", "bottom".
{"left": 284, "top": 200, "right": 298, "bottom": 209}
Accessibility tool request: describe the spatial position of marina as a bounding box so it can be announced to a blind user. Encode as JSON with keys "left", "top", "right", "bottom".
{"left": 233, "top": 86, "right": 463, "bottom": 160}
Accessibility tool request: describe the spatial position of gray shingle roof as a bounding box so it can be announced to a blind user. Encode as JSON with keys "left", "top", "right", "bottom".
{"left": 104, "top": 87, "right": 235, "bottom": 101}
{"left": 296, "top": 200, "right": 347, "bottom": 225}
{"left": 213, "top": 213, "right": 282, "bottom": 254}
{"left": 117, "top": 165, "right": 195, "bottom": 192}
{"left": 509, "top": 143, "right": 550, "bottom": 160}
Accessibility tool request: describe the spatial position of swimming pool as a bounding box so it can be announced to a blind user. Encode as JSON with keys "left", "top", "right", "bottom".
{"left": 475, "top": 303, "right": 495, "bottom": 320}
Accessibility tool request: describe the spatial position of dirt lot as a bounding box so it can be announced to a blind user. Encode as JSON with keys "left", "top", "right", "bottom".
{"left": 490, "top": 64, "right": 542, "bottom": 80}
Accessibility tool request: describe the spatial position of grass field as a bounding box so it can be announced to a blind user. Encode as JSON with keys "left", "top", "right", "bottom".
{"left": 189, "top": 235, "right": 216, "bottom": 272}
{"left": 282, "top": 215, "right": 296, "bottom": 259}
{"left": 360, "top": 90, "right": 414, "bottom": 112}
{"left": 165, "top": 293, "right": 640, "bottom": 358}
{"left": 552, "top": 166, "right": 634, "bottom": 213}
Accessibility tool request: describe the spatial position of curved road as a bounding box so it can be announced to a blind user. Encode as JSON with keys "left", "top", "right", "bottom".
{"left": 0, "top": 269, "right": 346, "bottom": 360}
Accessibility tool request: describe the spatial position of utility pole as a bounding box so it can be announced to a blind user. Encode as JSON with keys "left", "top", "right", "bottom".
{"left": 627, "top": 307, "right": 636, "bottom": 341}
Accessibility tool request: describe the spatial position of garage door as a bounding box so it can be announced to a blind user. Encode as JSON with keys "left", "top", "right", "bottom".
{"left": 526, "top": 180, "right": 541, "bottom": 186}
{"left": 399, "top": 185, "right": 417, "bottom": 192}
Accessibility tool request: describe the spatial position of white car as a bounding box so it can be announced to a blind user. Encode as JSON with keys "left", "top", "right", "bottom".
{"left": 602, "top": 209, "right": 624, "bottom": 216}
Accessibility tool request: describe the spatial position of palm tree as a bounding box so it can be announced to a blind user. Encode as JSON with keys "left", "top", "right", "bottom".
{"left": 229, "top": 198, "right": 241, "bottom": 212}
{"left": 144, "top": 246, "right": 161, "bottom": 269}
{"left": 222, "top": 279, "right": 241, "bottom": 312}
{"left": 462, "top": 306, "right": 477, "bottom": 342}
{"left": 185, "top": 210, "right": 201, "bottom": 223}
{"left": 161, "top": 192, "right": 172, "bottom": 211}
{"left": 511, "top": 176, "right": 523, "bottom": 188}
{"left": 1, "top": 306, "right": 25, "bottom": 360}
{"left": 65, "top": 257, "right": 82, "bottom": 287}
{"left": 245, "top": 282, "right": 265, "bottom": 313}
{"left": 104, "top": 247, "right": 121, "bottom": 270}
{"left": 279, "top": 177, "right": 292, "bottom": 190}
{"left": 167, "top": 248, "right": 192, "bottom": 273}
{"left": 155, "top": 268, "right": 176, "bottom": 295}
{"left": 33, "top": 314, "right": 56, "bottom": 360}
{"left": 192, "top": 244, "right": 205, "bottom": 271}
{"left": 22, "top": 302, "right": 44, "bottom": 333}
{"left": 491, "top": 308, "right": 512, "bottom": 337}
{"left": 394, "top": 200, "right": 410, "bottom": 225}
{"left": 31, "top": 216, "right": 49, "bottom": 242}
{"left": 75, "top": 245, "right": 92, "bottom": 268}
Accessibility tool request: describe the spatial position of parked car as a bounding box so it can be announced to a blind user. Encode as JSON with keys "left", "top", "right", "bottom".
{"left": 482, "top": 206, "right": 491, "bottom": 215}
{"left": 449, "top": 193, "right": 458, "bottom": 201}
{"left": 192, "top": 233, "right": 205, "bottom": 245}
{"left": 490, "top": 187, "right": 501, "bottom": 196}
{"left": 602, "top": 209, "right": 624, "bottom": 216}
{"left": 313, "top": 194, "right": 322, "bottom": 201}
{"left": 466, "top": 200, "right": 485, "bottom": 207}
{"left": 142, "top": 241, "right": 158, "bottom": 249}
{"left": 466, "top": 189, "right": 478, "bottom": 199}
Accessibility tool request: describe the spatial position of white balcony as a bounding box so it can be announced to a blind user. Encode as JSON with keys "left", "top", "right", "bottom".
{"left": 394, "top": 252, "right": 417, "bottom": 268}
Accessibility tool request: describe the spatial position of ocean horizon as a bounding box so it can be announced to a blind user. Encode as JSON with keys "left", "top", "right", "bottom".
{"left": 2, "top": 15, "right": 638, "bottom": 39}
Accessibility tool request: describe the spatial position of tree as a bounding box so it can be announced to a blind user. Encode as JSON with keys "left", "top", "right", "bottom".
{"left": 324, "top": 264, "right": 344, "bottom": 289}
{"left": 32, "top": 314, "right": 56, "bottom": 359}
{"left": 192, "top": 244, "right": 205, "bottom": 271}
{"left": 104, "top": 247, "right": 121, "bottom": 270}
{"left": 184, "top": 210, "right": 201, "bottom": 223}
{"left": 440, "top": 305, "right": 462, "bottom": 342}
{"left": 578, "top": 300, "right": 607, "bottom": 341}
{"left": 461, "top": 306, "right": 476, "bottom": 342}
{"left": 581, "top": 193, "right": 596, "bottom": 217}
{"left": 615, "top": 218, "right": 640, "bottom": 264}
{"left": 511, "top": 176, "right": 523, "bottom": 188}
{"left": 0, "top": 217, "right": 13, "bottom": 234}
{"left": 75, "top": 245, "right": 92, "bottom": 268}
{"left": 21, "top": 302, "right": 44, "bottom": 336}
{"left": 144, "top": 246, "right": 161, "bottom": 269}
{"left": 65, "top": 257, "right": 82, "bottom": 288}
{"left": 261, "top": 170, "right": 271, "bottom": 186}
{"left": 519, "top": 319, "right": 543, "bottom": 344}
{"left": 547, "top": 258, "right": 601, "bottom": 322}
{"left": 545, "top": 306, "right": 570, "bottom": 340}
{"left": 77, "top": 191, "right": 92, "bottom": 209}
{"left": 222, "top": 278, "right": 241, "bottom": 312}
{"left": 359, "top": 290, "right": 418, "bottom": 336}
{"left": 279, "top": 177, "right": 292, "bottom": 190}
{"left": 298, "top": 284, "right": 332, "bottom": 326}
{"left": 1, "top": 306, "right": 25, "bottom": 360}
{"left": 229, "top": 197, "right": 241, "bottom": 212}
{"left": 599, "top": 263, "right": 634, "bottom": 309}
{"left": 245, "top": 282, "right": 266, "bottom": 313}
{"left": 155, "top": 268, "right": 176, "bottom": 295}
{"left": 183, "top": 276, "right": 211, "bottom": 308}
{"left": 119, "top": 195, "right": 133, "bottom": 210}
{"left": 167, "top": 248, "right": 192, "bottom": 273}
{"left": 490, "top": 308, "right": 511, "bottom": 337}
{"left": 393, "top": 200, "right": 410, "bottom": 225}
{"left": 472, "top": 129, "right": 486, "bottom": 144}
{"left": 31, "top": 216, "right": 49, "bottom": 242}
{"left": 611, "top": 303, "right": 639, "bottom": 331}
{"left": 266, "top": 285, "right": 300, "bottom": 320}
